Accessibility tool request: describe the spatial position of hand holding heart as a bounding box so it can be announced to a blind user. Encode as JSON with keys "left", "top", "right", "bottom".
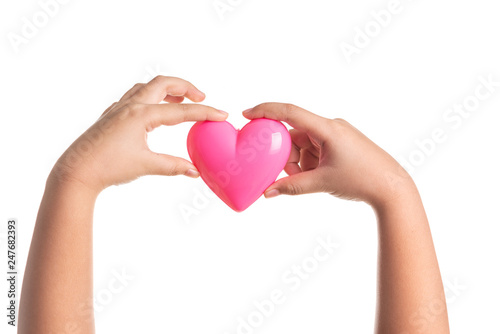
{"left": 241, "top": 103, "right": 413, "bottom": 208}
{"left": 51, "top": 76, "right": 228, "bottom": 193}
{"left": 51, "top": 76, "right": 412, "bottom": 210}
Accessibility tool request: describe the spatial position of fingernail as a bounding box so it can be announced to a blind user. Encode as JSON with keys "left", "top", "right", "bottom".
{"left": 242, "top": 108, "right": 253, "bottom": 114}
{"left": 264, "top": 189, "right": 280, "bottom": 198}
{"left": 185, "top": 169, "right": 200, "bottom": 178}
{"left": 217, "top": 109, "right": 228, "bottom": 115}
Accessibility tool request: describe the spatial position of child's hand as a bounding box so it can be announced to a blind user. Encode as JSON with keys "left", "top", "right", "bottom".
{"left": 51, "top": 76, "right": 228, "bottom": 193}
{"left": 243, "top": 103, "right": 413, "bottom": 207}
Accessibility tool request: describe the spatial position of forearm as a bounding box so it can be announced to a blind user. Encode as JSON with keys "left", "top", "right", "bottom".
{"left": 17, "top": 76, "right": 221, "bottom": 333}
{"left": 19, "top": 174, "right": 98, "bottom": 334}
{"left": 374, "top": 181, "right": 449, "bottom": 333}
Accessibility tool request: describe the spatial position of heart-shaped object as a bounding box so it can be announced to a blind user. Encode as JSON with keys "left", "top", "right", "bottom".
{"left": 187, "top": 119, "right": 291, "bottom": 212}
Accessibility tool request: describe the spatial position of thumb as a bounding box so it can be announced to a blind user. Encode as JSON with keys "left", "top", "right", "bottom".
{"left": 264, "top": 171, "right": 324, "bottom": 198}
{"left": 147, "top": 153, "right": 200, "bottom": 178}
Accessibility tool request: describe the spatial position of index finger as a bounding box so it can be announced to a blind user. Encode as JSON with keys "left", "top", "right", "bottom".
{"left": 131, "top": 76, "right": 206, "bottom": 104}
{"left": 143, "top": 103, "right": 228, "bottom": 129}
{"left": 242, "top": 103, "right": 329, "bottom": 137}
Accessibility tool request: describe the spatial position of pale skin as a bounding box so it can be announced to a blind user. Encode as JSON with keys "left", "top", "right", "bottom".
{"left": 18, "top": 76, "right": 449, "bottom": 333}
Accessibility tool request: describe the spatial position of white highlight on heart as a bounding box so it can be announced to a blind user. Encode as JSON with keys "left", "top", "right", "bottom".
{"left": 269, "top": 133, "right": 282, "bottom": 154}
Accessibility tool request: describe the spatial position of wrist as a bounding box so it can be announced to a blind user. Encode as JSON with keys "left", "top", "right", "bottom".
{"left": 49, "top": 141, "right": 109, "bottom": 194}
{"left": 47, "top": 165, "right": 102, "bottom": 200}
{"left": 369, "top": 173, "right": 419, "bottom": 214}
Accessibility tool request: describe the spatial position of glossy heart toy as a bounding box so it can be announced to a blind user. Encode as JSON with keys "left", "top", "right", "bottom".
{"left": 187, "top": 119, "right": 291, "bottom": 212}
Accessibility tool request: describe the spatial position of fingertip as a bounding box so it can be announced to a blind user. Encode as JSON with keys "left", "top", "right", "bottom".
{"left": 185, "top": 168, "right": 200, "bottom": 178}
{"left": 195, "top": 91, "right": 206, "bottom": 102}
{"left": 264, "top": 188, "right": 280, "bottom": 198}
{"left": 242, "top": 108, "right": 254, "bottom": 119}
{"left": 187, "top": 87, "right": 206, "bottom": 103}
{"left": 215, "top": 109, "right": 229, "bottom": 120}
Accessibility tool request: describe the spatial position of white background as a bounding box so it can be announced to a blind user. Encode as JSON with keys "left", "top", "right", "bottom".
{"left": 1, "top": 0, "right": 499, "bottom": 333}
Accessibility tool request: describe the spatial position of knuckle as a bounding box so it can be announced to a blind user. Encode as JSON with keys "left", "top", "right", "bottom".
{"left": 284, "top": 103, "right": 298, "bottom": 112}
{"left": 121, "top": 103, "right": 144, "bottom": 118}
{"left": 130, "top": 84, "right": 146, "bottom": 95}
{"left": 254, "top": 102, "right": 275, "bottom": 112}
{"left": 130, "top": 103, "right": 145, "bottom": 114}
{"left": 165, "top": 163, "right": 184, "bottom": 176}
{"left": 251, "top": 103, "right": 266, "bottom": 113}
{"left": 100, "top": 102, "right": 118, "bottom": 117}
{"left": 151, "top": 75, "right": 165, "bottom": 83}
{"left": 285, "top": 182, "right": 302, "bottom": 196}
{"left": 151, "top": 75, "right": 177, "bottom": 86}
{"left": 283, "top": 103, "right": 298, "bottom": 122}
{"left": 316, "top": 177, "right": 329, "bottom": 193}
{"left": 256, "top": 102, "right": 271, "bottom": 108}
{"left": 329, "top": 118, "right": 348, "bottom": 132}
{"left": 148, "top": 75, "right": 167, "bottom": 89}
{"left": 332, "top": 117, "right": 347, "bottom": 124}
{"left": 180, "top": 104, "right": 191, "bottom": 119}
{"left": 181, "top": 78, "right": 194, "bottom": 88}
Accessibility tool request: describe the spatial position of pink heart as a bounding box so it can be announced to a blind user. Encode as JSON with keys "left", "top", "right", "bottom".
{"left": 187, "top": 119, "right": 291, "bottom": 212}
